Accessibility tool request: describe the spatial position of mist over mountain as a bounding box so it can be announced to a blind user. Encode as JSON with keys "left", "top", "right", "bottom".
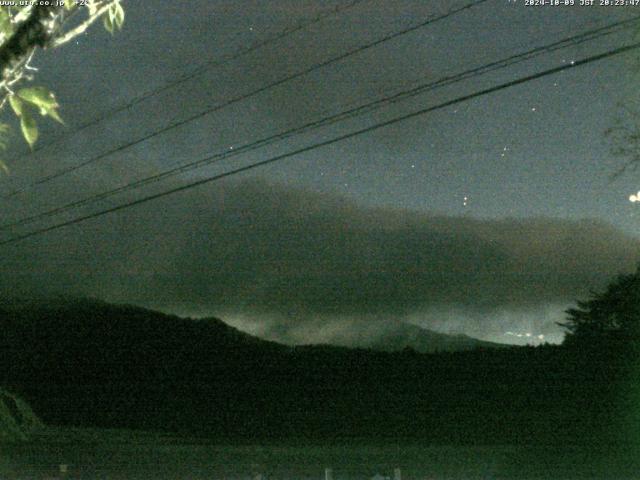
{"left": 238, "top": 314, "right": 508, "bottom": 352}
{"left": 335, "top": 320, "right": 508, "bottom": 352}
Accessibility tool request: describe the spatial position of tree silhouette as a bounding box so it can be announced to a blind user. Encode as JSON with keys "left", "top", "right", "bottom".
{"left": 561, "top": 266, "right": 640, "bottom": 349}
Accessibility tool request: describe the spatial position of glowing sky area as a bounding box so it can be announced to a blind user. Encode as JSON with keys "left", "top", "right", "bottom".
{"left": 1, "top": 0, "right": 640, "bottom": 346}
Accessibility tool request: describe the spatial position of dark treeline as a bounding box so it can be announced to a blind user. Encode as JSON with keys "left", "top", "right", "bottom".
{"left": 0, "top": 298, "right": 637, "bottom": 446}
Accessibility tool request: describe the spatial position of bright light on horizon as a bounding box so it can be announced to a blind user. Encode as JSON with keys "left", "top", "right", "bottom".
{"left": 505, "top": 331, "right": 546, "bottom": 344}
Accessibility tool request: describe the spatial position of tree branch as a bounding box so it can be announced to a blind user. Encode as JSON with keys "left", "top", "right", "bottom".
{"left": 51, "top": 2, "right": 112, "bottom": 48}
{"left": 12, "top": 5, "right": 35, "bottom": 26}
{"left": 0, "top": 5, "right": 65, "bottom": 81}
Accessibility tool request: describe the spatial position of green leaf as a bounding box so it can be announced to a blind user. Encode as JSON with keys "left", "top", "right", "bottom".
{"left": 8, "top": 95, "right": 24, "bottom": 118}
{"left": 18, "top": 86, "right": 63, "bottom": 124}
{"left": 46, "top": 107, "right": 64, "bottom": 125}
{"left": 20, "top": 109, "right": 38, "bottom": 149}
{"left": 104, "top": 2, "right": 124, "bottom": 33}
{"left": 0, "top": 123, "right": 11, "bottom": 150}
{"left": 103, "top": 14, "right": 114, "bottom": 34}
{"left": 0, "top": 122, "right": 8, "bottom": 174}
{"left": 18, "top": 87, "right": 58, "bottom": 110}
{"left": 114, "top": 3, "right": 124, "bottom": 29}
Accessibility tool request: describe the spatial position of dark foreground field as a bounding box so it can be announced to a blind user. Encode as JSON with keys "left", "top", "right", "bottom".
{"left": 2, "top": 428, "right": 640, "bottom": 480}
{"left": 2, "top": 300, "right": 638, "bottom": 446}
{"left": 1, "top": 300, "right": 639, "bottom": 479}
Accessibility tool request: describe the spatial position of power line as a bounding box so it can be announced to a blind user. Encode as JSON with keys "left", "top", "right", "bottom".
{"left": 2, "top": 40, "right": 638, "bottom": 246}
{"left": 2, "top": 0, "right": 491, "bottom": 196}
{"left": 1, "top": 0, "right": 369, "bottom": 192}
{"left": 1, "top": 16, "right": 637, "bottom": 232}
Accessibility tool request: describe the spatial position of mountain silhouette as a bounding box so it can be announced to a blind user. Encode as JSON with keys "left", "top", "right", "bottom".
{"left": 0, "top": 298, "right": 630, "bottom": 445}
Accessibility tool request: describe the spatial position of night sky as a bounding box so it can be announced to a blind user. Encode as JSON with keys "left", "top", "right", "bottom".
{"left": 1, "top": 0, "right": 640, "bottom": 345}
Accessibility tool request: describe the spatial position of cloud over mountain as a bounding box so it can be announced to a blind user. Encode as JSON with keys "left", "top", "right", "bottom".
{"left": 2, "top": 179, "right": 638, "bottom": 343}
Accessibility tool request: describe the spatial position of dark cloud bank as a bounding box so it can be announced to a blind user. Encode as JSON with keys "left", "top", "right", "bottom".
{"left": 2, "top": 179, "right": 638, "bottom": 344}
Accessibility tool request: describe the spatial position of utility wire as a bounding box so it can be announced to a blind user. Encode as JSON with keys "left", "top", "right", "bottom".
{"left": 1, "top": 0, "right": 369, "bottom": 189}
{"left": 2, "top": 40, "right": 638, "bottom": 246}
{"left": 2, "top": 0, "right": 491, "bottom": 196}
{"left": 1, "top": 16, "right": 637, "bottom": 232}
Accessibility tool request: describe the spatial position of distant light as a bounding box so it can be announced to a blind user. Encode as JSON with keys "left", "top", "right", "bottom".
{"left": 630, "top": 194, "right": 638, "bottom": 203}
{"left": 538, "top": 334, "right": 544, "bottom": 340}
